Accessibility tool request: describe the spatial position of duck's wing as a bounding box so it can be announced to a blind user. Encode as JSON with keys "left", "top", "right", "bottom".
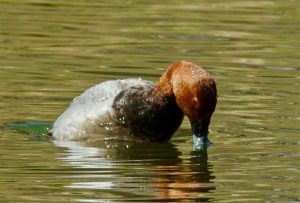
{"left": 51, "top": 78, "right": 153, "bottom": 140}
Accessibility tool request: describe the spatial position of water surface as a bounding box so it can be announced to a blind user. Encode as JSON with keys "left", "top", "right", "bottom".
{"left": 0, "top": 0, "right": 299, "bottom": 202}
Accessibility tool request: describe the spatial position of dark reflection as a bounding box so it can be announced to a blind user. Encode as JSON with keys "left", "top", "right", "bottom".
{"left": 190, "top": 148, "right": 216, "bottom": 201}
{"left": 54, "top": 139, "right": 215, "bottom": 202}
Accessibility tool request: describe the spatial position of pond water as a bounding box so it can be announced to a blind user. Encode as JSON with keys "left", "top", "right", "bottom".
{"left": 0, "top": 0, "right": 299, "bottom": 202}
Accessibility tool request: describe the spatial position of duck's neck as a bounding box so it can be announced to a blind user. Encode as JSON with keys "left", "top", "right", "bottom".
{"left": 153, "top": 67, "right": 173, "bottom": 97}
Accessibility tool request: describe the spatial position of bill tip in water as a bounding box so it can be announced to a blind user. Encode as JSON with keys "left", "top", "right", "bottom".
{"left": 193, "top": 134, "right": 212, "bottom": 150}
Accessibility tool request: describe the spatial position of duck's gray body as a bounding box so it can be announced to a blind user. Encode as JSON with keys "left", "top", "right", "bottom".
{"left": 51, "top": 78, "right": 152, "bottom": 141}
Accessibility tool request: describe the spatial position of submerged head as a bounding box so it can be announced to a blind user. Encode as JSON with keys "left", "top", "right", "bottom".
{"left": 157, "top": 61, "right": 217, "bottom": 146}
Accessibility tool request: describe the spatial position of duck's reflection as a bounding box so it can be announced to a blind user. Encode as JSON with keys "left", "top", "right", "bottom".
{"left": 53, "top": 139, "right": 215, "bottom": 202}
{"left": 151, "top": 147, "right": 215, "bottom": 202}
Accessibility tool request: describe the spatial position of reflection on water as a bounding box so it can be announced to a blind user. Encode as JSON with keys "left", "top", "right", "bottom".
{"left": 54, "top": 139, "right": 214, "bottom": 202}
{"left": 0, "top": 0, "right": 299, "bottom": 202}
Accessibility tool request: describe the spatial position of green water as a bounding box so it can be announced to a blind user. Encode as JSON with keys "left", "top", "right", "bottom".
{"left": 0, "top": 0, "right": 299, "bottom": 202}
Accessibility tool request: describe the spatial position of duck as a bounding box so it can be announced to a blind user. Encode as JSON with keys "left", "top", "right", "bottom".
{"left": 51, "top": 61, "right": 217, "bottom": 146}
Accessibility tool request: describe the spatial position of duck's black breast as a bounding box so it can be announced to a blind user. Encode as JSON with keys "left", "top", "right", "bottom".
{"left": 112, "top": 84, "right": 184, "bottom": 141}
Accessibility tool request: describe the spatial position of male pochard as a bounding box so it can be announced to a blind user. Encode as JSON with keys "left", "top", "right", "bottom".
{"left": 51, "top": 61, "right": 217, "bottom": 146}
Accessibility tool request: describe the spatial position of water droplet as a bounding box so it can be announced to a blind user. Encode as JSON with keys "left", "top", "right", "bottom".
{"left": 104, "top": 123, "right": 113, "bottom": 131}
{"left": 117, "top": 116, "right": 126, "bottom": 124}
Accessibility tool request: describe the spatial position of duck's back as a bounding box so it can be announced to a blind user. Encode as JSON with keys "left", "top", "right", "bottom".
{"left": 51, "top": 78, "right": 153, "bottom": 140}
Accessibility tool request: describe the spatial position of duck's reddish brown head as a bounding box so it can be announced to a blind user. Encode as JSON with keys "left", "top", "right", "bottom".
{"left": 155, "top": 61, "right": 217, "bottom": 145}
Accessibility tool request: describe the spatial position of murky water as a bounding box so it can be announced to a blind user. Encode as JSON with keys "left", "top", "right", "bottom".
{"left": 1, "top": 0, "right": 299, "bottom": 202}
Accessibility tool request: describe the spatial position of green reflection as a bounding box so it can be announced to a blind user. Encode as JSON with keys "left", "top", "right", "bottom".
{"left": 6, "top": 121, "right": 52, "bottom": 135}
